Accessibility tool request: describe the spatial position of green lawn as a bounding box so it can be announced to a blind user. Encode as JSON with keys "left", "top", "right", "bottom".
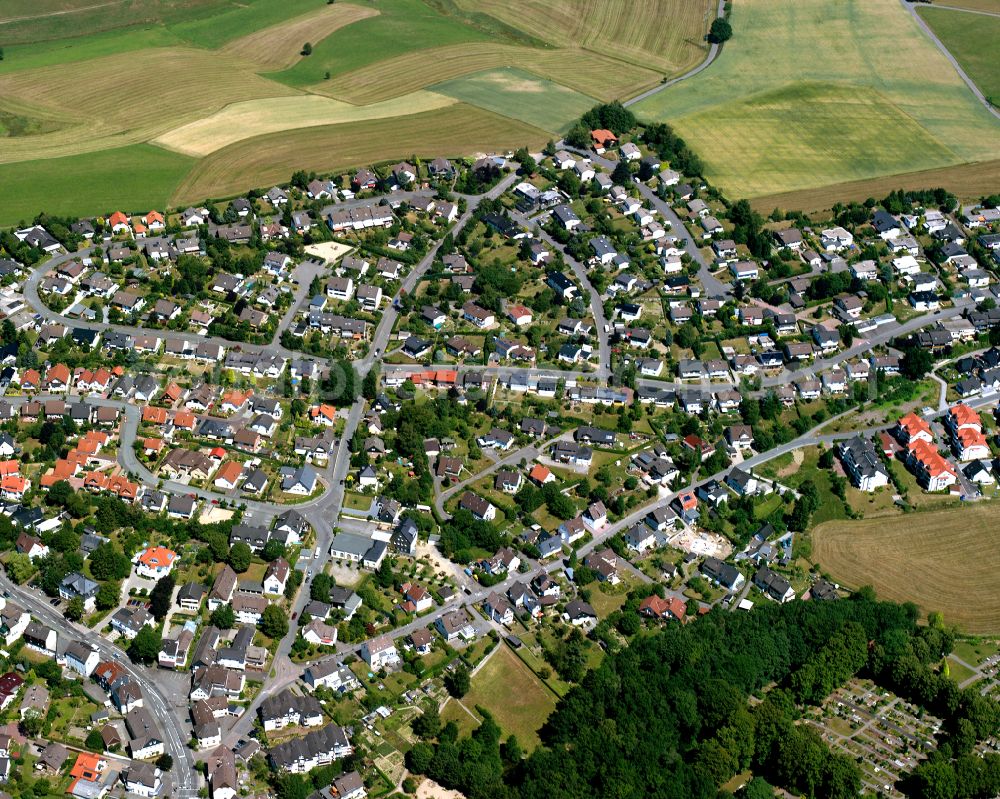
{"left": 456, "top": 645, "right": 558, "bottom": 750}
{"left": 953, "top": 639, "right": 1000, "bottom": 667}
{"left": 431, "top": 67, "right": 598, "bottom": 134}
{"left": 946, "top": 656, "right": 978, "bottom": 685}
{"left": 633, "top": 0, "right": 1000, "bottom": 198}
{"left": 0, "top": 144, "right": 194, "bottom": 226}
{"left": 267, "top": 0, "right": 489, "bottom": 88}
{"left": 918, "top": 7, "right": 1000, "bottom": 104}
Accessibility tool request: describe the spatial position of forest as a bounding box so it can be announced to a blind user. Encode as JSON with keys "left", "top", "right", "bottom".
{"left": 406, "top": 594, "right": 1000, "bottom": 799}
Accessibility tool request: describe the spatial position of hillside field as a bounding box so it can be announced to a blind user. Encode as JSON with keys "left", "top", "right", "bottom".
{"left": 918, "top": 6, "right": 1000, "bottom": 105}
{"left": 812, "top": 504, "right": 1000, "bottom": 634}
{"left": 166, "top": 104, "right": 550, "bottom": 205}
{"left": 0, "top": 0, "right": 711, "bottom": 223}
{"left": 633, "top": 0, "right": 1000, "bottom": 199}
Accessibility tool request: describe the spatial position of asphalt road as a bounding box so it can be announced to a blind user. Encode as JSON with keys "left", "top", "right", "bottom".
{"left": 0, "top": 573, "right": 198, "bottom": 794}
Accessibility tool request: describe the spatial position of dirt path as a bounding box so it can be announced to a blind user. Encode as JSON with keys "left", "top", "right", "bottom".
{"left": 0, "top": 1, "right": 120, "bottom": 25}
{"left": 777, "top": 449, "right": 804, "bottom": 478}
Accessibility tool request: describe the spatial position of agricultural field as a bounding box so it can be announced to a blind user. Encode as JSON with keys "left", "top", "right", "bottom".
{"left": 0, "top": 144, "right": 194, "bottom": 225}
{"left": 918, "top": 7, "right": 1000, "bottom": 104}
{"left": 748, "top": 157, "right": 1000, "bottom": 214}
{"left": 153, "top": 91, "right": 460, "bottom": 157}
{"left": 448, "top": 645, "right": 558, "bottom": 750}
{"left": 811, "top": 503, "right": 1000, "bottom": 634}
{"left": 633, "top": 0, "right": 1000, "bottom": 199}
{"left": 313, "top": 42, "right": 660, "bottom": 105}
{"left": 431, "top": 68, "right": 597, "bottom": 135}
{"left": 0, "top": 0, "right": 714, "bottom": 222}
{"left": 451, "top": 0, "right": 715, "bottom": 77}
{"left": 167, "top": 104, "right": 549, "bottom": 204}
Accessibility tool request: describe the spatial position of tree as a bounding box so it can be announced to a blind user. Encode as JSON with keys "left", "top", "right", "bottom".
{"left": 708, "top": 17, "right": 733, "bottom": 43}
{"left": 20, "top": 709, "right": 44, "bottom": 737}
{"left": 65, "top": 596, "right": 84, "bottom": 621}
{"left": 149, "top": 574, "right": 175, "bottom": 621}
{"left": 89, "top": 543, "right": 131, "bottom": 580}
{"left": 612, "top": 159, "right": 632, "bottom": 186}
{"left": 412, "top": 704, "right": 442, "bottom": 739}
{"left": 311, "top": 572, "right": 333, "bottom": 602}
{"left": 261, "top": 605, "right": 289, "bottom": 639}
{"left": 277, "top": 774, "right": 311, "bottom": 799}
{"left": 128, "top": 625, "right": 162, "bottom": 664}
{"left": 6, "top": 553, "right": 33, "bottom": 584}
{"left": 210, "top": 603, "right": 235, "bottom": 629}
{"left": 96, "top": 581, "right": 121, "bottom": 611}
{"left": 262, "top": 539, "right": 286, "bottom": 562}
{"left": 444, "top": 666, "right": 470, "bottom": 698}
{"left": 301, "top": 42, "right": 313, "bottom": 56}
{"left": 902, "top": 347, "right": 934, "bottom": 381}
{"left": 227, "top": 541, "right": 252, "bottom": 573}
{"left": 85, "top": 728, "right": 105, "bottom": 752}
{"left": 156, "top": 754, "right": 173, "bottom": 771}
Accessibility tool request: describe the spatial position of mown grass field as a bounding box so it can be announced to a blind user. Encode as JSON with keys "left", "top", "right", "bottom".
{"left": 167, "top": 104, "right": 549, "bottom": 204}
{"left": 634, "top": 0, "right": 1000, "bottom": 198}
{"left": 0, "top": 144, "right": 194, "bottom": 225}
{"left": 812, "top": 503, "right": 1000, "bottom": 634}
{"left": 219, "top": 3, "right": 380, "bottom": 71}
{"left": 431, "top": 68, "right": 598, "bottom": 134}
{"left": 918, "top": 7, "right": 1000, "bottom": 104}
{"left": 452, "top": 645, "right": 558, "bottom": 750}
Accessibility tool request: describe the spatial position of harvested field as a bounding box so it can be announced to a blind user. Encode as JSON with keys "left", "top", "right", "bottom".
{"left": 453, "top": 0, "right": 714, "bottom": 75}
{"left": 220, "top": 4, "right": 379, "bottom": 71}
{"left": 812, "top": 504, "right": 1000, "bottom": 634}
{"left": 749, "top": 157, "right": 1000, "bottom": 215}
{"left": 432, "top": 68, "right": 597, "bottom": 134}
{"left": 168, "top": 103, "right": 549, "bottom": 203}
{"left": 154, "top": 91, "right": 457, "bottom": 156}
{"left": 634, "top": 0, "right": 1000, "bottom": 198}
{"left": 317, "top": 42, "right": 660, "bottom": 105}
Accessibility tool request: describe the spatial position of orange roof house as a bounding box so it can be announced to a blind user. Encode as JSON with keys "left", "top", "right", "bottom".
{"left": 108, "top": 211, "right": 129, "bottom": 229}
{"left": 528, "top": 464, "right": 554, "bottom": 485}
{"left": 310, "top": 404, "right": 337, "bottom": 424}
{"left": 896, "top": 412, "right": 933, "bottom": 444}
{"left": 19, "top": 369, "right": 40, "bottom": 389}
{"left": 162, "top": 382, "right": 183, "bottom": 403}
{"left": 947, "top": 403, "right": 981, "bottom": 432}
{"left": 70, "top": 751, "right": 108, "bottom": 784}
{"left": 0, "top": 461, "right": 19, "bottom": 477}
{"left": 40, "top": 460, "right": 78, "bottom": 487}
{"left": 145, "top": 210, "right": 165, "bottom": 227}
{"left": 638, "top": 595, "right": 686, "bottom": 621}
{"left": 44, "top": 363, "right": 71, "bottom": 388}
{"left": 0, "top": 476, "right": 28, "bottom": 499}
{"left": 142, "top": 406, "right": 168, "bottom": 425}
{"left": 590, "top": 129, "right": 618, "bottom": 150}
{"left": 143, "top": 438, "right": 165, "bottom": 455}
{"left": 214, "top": 460, "right": 243, "bottom": 488}
{"left": 172, "top": 410, "right": 196, "bottom": 430}
{"left": 136, "top": 545, "right": 177, "bottom": 577}
{"left": 220, "top": 389, "right": 253, "bottom": 411}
